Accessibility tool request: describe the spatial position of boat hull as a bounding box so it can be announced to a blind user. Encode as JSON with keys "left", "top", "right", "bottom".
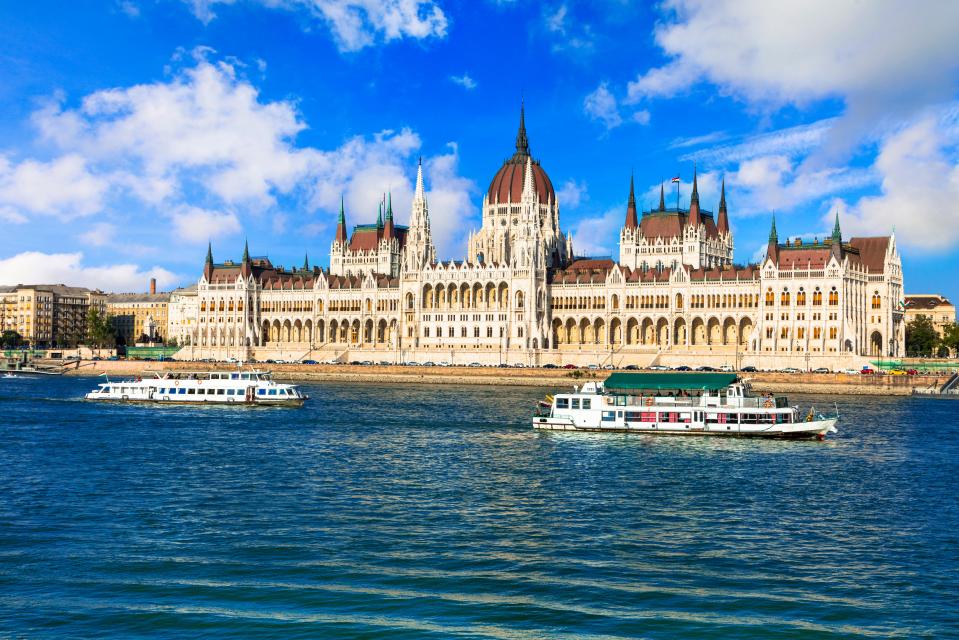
{"left": 532, "top": 416, "right": 838, "bottom": 440}
{"left": 83, "top": 395, "right": 305, "bottom": 407}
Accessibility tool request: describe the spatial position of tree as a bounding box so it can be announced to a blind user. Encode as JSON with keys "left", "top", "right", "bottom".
{"left": 167, "top": 337, "right": 178, "bottom": 348}
{"left": 905, "top": 314, "right": 938, "bottom": 357}
{"left": 86, "top": 307, "right": 116, "bottom": 349}
{"left": 0, "top": 330, "right": 24, "bottom": 348}
{"left": 940, "top": 322, "right": 959, "bottom": 357}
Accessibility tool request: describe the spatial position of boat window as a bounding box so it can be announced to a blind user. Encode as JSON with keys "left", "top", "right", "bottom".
{"left": 217, "top": 389, "right": 225, "bottom": 395}
{"left": 187, "top": 389, "right": 195, "bottom": 395}
{"left": 571, "top": 398, "right": 580, "bottom": 409}
{"left": 556, "top": 398, "right": 569, "bottom": 409}
{"left": 268, "top": 389, "right": 277, "bottom": 396}
{"left": 582, "top": 399, "right": 591, "bottom": 410}
{"left": 230, "top": 373, "right": 239, "bottom": 380}
{"left": 602, "top": 411, "right": 616, "bottom": 422}
{"left": 257, "top": 389, "right": 265, "bottom": 395}
{"left": 614, "top": 396, "right": 627, "bottom": 406}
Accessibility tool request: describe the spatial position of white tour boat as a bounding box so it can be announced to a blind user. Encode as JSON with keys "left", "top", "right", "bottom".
{"left": 84, "top": 369, "right": 307, "bottom": 406}
{"left": 534, "top": 373, "right": 838, "bottom": 440}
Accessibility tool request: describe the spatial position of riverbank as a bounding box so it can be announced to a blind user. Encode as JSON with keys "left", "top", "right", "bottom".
{"left": 53, "top": 359, "right": 953, "bottom": 395}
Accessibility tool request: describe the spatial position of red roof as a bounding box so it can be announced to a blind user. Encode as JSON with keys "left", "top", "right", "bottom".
{"left": 774, "top": 247, "right": 833, "bottom": 270}
{"left": 848, "top": 237, "right": 889, "bottom": 273}
{"left": 640, "top": 211, "right": 719, "bottom": 240}
{"left": 348, "top": 227, "right": 408, "bottom": 252}
{"left": 487, "top": 159, "right": 554, "bottom": 204}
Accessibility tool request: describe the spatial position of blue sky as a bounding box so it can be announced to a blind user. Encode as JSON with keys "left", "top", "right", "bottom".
{"left": 0, "top": 0, "right": 958, "bottom": 302}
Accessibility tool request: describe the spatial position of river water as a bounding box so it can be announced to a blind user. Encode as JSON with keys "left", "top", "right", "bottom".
{"left": 1, "top": 376, "right": 957, "bottom": 638}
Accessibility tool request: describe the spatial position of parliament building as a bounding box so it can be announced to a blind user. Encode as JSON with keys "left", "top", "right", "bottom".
{"left": 179, "top": 108, "right": 905, "bottom": 368}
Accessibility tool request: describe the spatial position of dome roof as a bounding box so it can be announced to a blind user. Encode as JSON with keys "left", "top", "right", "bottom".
{"left": 486, "top": 106, "right": 555, "bottom": 204}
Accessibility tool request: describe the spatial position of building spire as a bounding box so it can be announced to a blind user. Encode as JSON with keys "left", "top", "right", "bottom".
{"left": 690, "top": 163, "right": 699, "bottom": 204}
{"left": 302, "top": 252, "right": 309, "bottom": 271}
{"left": 659, "top": 182, "right": 665, "bottom": 211}
{"left": 514, "top": 100, "right": 530, "bottom": 159}
{"left": 688, "top": 164, "right": 701, "bottom": 226}
{"left": 766, "top": 214, "right": 779, "bottom": 264}
{"left": 769, "top": 214, "right": 778, "bottom": 243}
{"left": 831, "top": 210, "right": 842, "bottom": 243}
{"left": 240, "top": 238, "right": 253, "bottom": 277}
{"left": 717, "top": 177, "right": 729, "bottom": 234}
{"left": 624, "top": 173, "right": 638, "bottom": 229}
{"left": 521, "top": 155, "right": 536, "bottom": 201}
{"left": 335, "top": 194, "right": 348, "bottom": 244}
{"left": 414, "top": 156, "right": 426, "bottom": 202}
{"left": 383, "top": 191, "right": 395, "bottom": 239}
{"left": 203, "top": 241, "right": 214, "bottom": 281}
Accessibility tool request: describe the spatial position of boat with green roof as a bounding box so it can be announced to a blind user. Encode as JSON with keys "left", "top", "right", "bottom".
{"left": 533, "top": 372, "right": 838, "bottom": 440}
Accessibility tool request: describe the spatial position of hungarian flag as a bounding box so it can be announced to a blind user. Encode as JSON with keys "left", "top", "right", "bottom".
{"left": 671, "top": 176, "right": 680, "bottom": 183}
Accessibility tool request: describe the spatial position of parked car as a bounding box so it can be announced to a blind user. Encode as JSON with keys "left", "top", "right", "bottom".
{"left": 513, "top": 363, "right": 527, "bottom": 368}
{"left": 436, "top": 361, "right": 451, "bottom": 367}
{"left": 696, "top": 365, "right": 717, "bottom": 372}
{"left": 648, "top": 365, "right": 670, "bottom": 371}
{"left": 906, "top": 368, "right": 919, "bottom": 375}
{"left": 860, "top": 368, "right": 875, "bottom": 375}
{"left": 740, "top": 366, "right": 758, "bottom": 373}
{"left": 405, "top": 361, "right": 421, "bottom": 366}
{"left": 780, "top": 367, "right": 801, "bottom": 373}
{"left": 719, "top": 364, "right": 734, "bottom": 372}
{"left": 812, "top": 367, "right": 831, "bottom": 374}
{"left": 624, "top": 364, "right": 639, "bottom": 370}
{"left": 467, "top": 362, "right": 482, "bottom": 367}
{"left": 301, "top": 359, "right": 318, "bottom": 365}
{"left": 563, "top": 364, "right": 578, "bottom": 369}
{"left": 674, "top": 365, "right": 692, "bottom": 371}
{"left": 543, "top": 363, "right": 558, "bottom": 369}
{"left": 888, "top": 369, "right": 907, "bottom": 375}
{"left": 602, "top": 364, "right": 615, "bottom": 370}
{"left": 378, "top": 361, "right": 392, "bottom": 366}
{"left": 422, "top": 361, "right": 436, "bottom": 367}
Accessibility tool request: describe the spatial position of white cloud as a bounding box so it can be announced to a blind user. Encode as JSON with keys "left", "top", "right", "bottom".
{"left": 837, "top": 116, "right": 959, "bottom": 250}
{"left": 0, "top": 154, "right": 109, "bottom": 220}
{"left": 184, "top": 0, "right": 448, "bottom": 52}
{"left": 80, "top": 223, "right": 117, "bottom": 247}
{"left": 584, "top": 82, "right": 622, "bottom": 130}
{"left": 629, "top": 1, "right": 959, "bottom": 106}
{"left": 631, "top": 110, "right": 651, "bottom": 126}
{"left": 669, "top": 131, "right": 729, "bottom": 150}
{"left": 35, "top": 56, "right": 317, "bottom": 210}
{"left": 0, "top": 251, "right": 178, "bottom": 293}
{"left": 556, "top": 179, "right": 587, "bottom": 209}
{"left": 449, "top": 73, "right": 477, "bottom": 90}
{"left": 424, "top": 143, "right": 479, "bottom": 258}
{"left": 545, "top": 4, "right": 567, "bottom": 33}
{"left": 681, "top": 118, "right": 837, "bottom": 165}
{"left": 627, "top": 0, "right": 959, "bottom": 162}
{"left": 570, "top": 207, "right": 621, "bottom": 257}
{"left": 171, "top": 206, "right": 242, "bottom": 243}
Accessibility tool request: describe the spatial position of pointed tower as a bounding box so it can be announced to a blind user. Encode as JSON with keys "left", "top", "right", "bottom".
{"left": 624, "top": 173, "right": 638, "bottom": 229}
{"left": 688, "top": 164, "right": 701, "bottom": 227}
{"left": 717, "top": 177, "right": 730, "bottom": 235}
{"left": 514, "top": 100, "right": 530, "bottom": 159}
{"left": 240, "top": 238, "right": 252, "bottom": 278}
{"left": 406, "top": 157, "right": 436, "bottom": 271}
{"left": 335, "top": 196, "right": 348, "bottom": 245}
{"left": 766, "top": 214, "right": 779, "bottom": 264}
{"left": 302, "top": 253, "right": 310, "bottom": 272}
{"left": 658, "top": 182, "right": 666, "bottom": 212}
{"left": 203, "top": 241, "right": 214, "bottom": 281}
{"left": 383, "top": 191, "right": 395, "bottom": 240}
{"left": 830, "top": 210, "right": 843, "bottom": 260}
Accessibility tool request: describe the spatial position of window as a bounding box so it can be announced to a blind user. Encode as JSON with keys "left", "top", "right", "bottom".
{"left": 781, "top": 290, "right": 790, "bottom": 306}
{"left": 257, "top": 388, "right": 266, "bottom": 395}
{"left": 829, "top": 289, "right": 839, "bottom": 305}
{"left": 571, "top": 398, "right": 580, "bottom": 409}
{"left": 871, "top": 292, "right": 881, "bottom": 309}
{"left": 582, "top": 399, "right": 591, "bottom": 409}
{"left": 602, "top": 411, "right": 616, "bottom": 422}
{"left": 556, "top": 398, "right": 569, "bottom": 409}
{"left": 268, "top": 389, "right": 277, "bottom": 396}
{"left": 765, "top": 289, "right": 774, "bottom": 305}
{"left": 829, "top": 327, "right": 838, "bottom": 339}
{"left": 814, "top": 327, "right": 822, "bottom": 339}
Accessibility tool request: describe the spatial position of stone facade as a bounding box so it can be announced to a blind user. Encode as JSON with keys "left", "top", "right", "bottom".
{"left": 0, "top": 284, "right": 106, "bottom": 348}
{"left": 106, "top": 292, "right": 170, "bottom": 344}
{"left": 176, "top": 109, "right": 905, "bottom": 369}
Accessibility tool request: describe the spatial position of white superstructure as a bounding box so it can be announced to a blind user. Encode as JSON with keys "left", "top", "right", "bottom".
{"left": 84, "top": 370, "right": 306, "bottom": 406}
{"left": 534, "top": 376, "right": 837, "bottom": 439}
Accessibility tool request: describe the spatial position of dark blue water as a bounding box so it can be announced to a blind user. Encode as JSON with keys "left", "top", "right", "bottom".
{"left": 1, "top": 377, "right": 957, "bottom": 638}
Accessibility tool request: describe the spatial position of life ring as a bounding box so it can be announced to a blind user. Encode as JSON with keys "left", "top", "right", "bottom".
{"left": 763, "top": 399, "right": 774, "bottom": 408}
{"left": 644, "top": 397, "right": 653, "bottom": 406}
{"left": 198, "top": 380, "right": 202, "bottom": 385}
{"left": 174, "top": 381, "right": 180, "bottom": 386}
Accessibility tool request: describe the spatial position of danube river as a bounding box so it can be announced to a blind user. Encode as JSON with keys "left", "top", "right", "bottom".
{"left": 1, "top": 376, "right": 956, "bottom": 638}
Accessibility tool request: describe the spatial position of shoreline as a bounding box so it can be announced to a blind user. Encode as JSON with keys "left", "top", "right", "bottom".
{"left": 52, "top": 360, "right": 953, "bottom": 396}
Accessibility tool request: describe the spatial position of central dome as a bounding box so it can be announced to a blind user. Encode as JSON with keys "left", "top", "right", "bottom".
{"left": 486, "top": 106, "right": 555, "bottom": 205}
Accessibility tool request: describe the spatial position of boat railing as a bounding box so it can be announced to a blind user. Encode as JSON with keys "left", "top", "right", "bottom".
{"left": 605, "top": 394, "right": 786, "bottom": 409}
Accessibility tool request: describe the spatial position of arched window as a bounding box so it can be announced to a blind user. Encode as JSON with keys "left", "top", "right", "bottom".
{"left": 675, "top": 293, "right": 683, "bottom": 310}
{"left": 871, "top": 292, "right": 881, "bottom": 309}
{"left": 781, "top": 289, "right": 790, "bottom": 306}
{"left": 765, "top": 288, "right": 774, "bottom": 305}
{"left": 829, "top": 288, "right": 839, "bottom": 306}
{"left": 797, "top": 288, "right": 806, "bottom": 306}
{"left": 813, "top": 288, "right": 822, "bottom": 306}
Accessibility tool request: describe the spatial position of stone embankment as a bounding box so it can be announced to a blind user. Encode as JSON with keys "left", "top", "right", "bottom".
{"left": 54, "top": 359, "right": 954, "bottom": 396}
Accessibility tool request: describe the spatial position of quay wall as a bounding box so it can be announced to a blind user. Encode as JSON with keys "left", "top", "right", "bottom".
{"left": 55, "top": 359, "right": 952, "bottom": 396}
